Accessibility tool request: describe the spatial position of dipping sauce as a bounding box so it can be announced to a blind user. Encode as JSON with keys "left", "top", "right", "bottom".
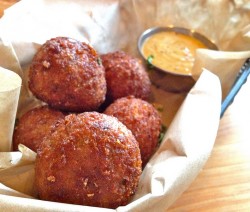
{"left": 142, "top": 31, "right": 208, "bottom": 75}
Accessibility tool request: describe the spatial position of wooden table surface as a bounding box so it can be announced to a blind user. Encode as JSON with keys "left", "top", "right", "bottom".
{"left": 1, "top": 1, "right": 250, "bottom": 211}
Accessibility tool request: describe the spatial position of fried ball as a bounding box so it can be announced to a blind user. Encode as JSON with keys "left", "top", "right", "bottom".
{"left": 12, "top": 105, "right": 65, "bottom": 152}
{"left": 101, "top": 51, "right": 151, "bottom": 103}
{"left": 35, "top": 112, "right": 142, "bottom": 209}
{"left": 104, "top": 96, "right": 161, "bottom": 167}
{"left": 29, "top": 37, "right": 106, "bottom": 112}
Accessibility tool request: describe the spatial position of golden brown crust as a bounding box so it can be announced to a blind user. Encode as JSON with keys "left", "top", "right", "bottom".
{"left": 35, "top": 112, "right": 142, "bottom": 209}
{"left": 104, "top": 96, "right": 162, "bottom": 167}
{"left": 29, "top": 37, "right": 106, "bottom": 112}
{"left": 12, "top": 105, "right": 65, "bottom": 152}
{"left": 101, "top": 51, "right": 151, "bottom": 103}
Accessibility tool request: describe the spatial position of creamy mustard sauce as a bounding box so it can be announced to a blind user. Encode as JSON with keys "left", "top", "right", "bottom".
{"left": 142, "top": 31, "right": 207, "bottom": 75}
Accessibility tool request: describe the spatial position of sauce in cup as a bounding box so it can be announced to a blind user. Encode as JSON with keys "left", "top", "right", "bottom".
{"left": 138, "top": 27, "right": 218, "bottom": 92}
{"left": 142, "top": 31, "right": 207, "bottom": 75}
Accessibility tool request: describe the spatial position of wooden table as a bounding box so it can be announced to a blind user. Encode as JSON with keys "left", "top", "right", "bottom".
{"left": 169, "top": 81, "right": 250, "bottom": 211}
{"left": 1, "top": 1, "right": 250, "bottom": 211}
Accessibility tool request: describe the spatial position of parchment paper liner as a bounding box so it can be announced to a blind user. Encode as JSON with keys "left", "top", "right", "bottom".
{"left": 0, "top": 67, "right": 21, "bottom": 152}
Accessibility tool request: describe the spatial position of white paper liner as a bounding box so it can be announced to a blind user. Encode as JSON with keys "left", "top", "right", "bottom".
{"left": 0, "top": 67, "right": 21, "bottom": 151}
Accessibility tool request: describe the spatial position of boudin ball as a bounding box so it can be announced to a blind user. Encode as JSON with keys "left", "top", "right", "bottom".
{"left": 29, "top": 37, "right": 106, "bottom": 112}
{"left": 101, "top": 50, "right": 151, "bottom": 103}
{"left": 35, "top": 112, "right": 142, "bottom": 209}
{"left": 104, "top": 96, "right": 162, "bottom": 167}
{"left": 12, "top": 105, "right": 65, "bottom": 152}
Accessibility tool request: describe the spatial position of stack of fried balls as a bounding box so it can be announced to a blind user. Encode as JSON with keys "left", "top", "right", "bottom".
{"left": 12, "top": 37, "right": 162, "bottom": 209}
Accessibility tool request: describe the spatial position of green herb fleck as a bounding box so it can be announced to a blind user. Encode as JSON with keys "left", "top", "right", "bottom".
{"left": 158, "top": 124, "right": 167, "bottom": 145}
{"left": 146, "top": 55, "right": 154, "bottom": 70}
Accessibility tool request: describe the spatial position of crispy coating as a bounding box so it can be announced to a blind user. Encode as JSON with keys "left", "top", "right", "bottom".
{"left": 104, "top": 96, "right": 162, "bottom": 167}
{"left": 101, "top": 51, "right": 151, "bottom": 103}
{"left": 12, "top": 105, "right": 65, "bottom": 152}
{"left": 35, "top": 112, "right": 142, "bottom": 209}
{"left": 29, "top": 37, "right": 106, "bottom": 112}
